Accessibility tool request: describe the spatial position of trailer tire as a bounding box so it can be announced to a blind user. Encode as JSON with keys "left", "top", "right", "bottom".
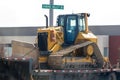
{"left": 108, "top": 72, "right": 117, "bottom": 80}
{"left": 9, "top": 76, "right": 16, "bottom": 80}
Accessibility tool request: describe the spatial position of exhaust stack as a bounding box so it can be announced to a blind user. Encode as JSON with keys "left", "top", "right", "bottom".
{"left": 44, "top": 15, "right": 48, "bottom": 28}
{"left": 85, "top": 13, "right": 90, "bottom": 33}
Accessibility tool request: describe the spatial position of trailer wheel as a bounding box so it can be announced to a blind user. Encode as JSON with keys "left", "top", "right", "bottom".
{"left": 9, "top": 76, "right": 16, "bottom": 80}
{"left": 31, "top": 75, "right": 39, "bottom": 80}
{"left": 108, "top": 73, "right": 117, "bottom": 80}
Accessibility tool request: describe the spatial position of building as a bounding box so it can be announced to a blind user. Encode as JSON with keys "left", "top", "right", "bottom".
{"left": 90, "top": 25, "right": 120, "bottom": 65}
{"left": 0, "top": 25, "right": 120, "bottom": 65}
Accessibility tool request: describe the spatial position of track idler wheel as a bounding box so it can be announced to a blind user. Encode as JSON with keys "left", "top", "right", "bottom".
{"left": 86, "top": 45, "right": 94, "bottom": 56}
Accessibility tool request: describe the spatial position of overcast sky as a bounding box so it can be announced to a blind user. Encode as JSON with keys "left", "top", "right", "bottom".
{"left": 0, "top": 0, "right": 120, "bottom": 27}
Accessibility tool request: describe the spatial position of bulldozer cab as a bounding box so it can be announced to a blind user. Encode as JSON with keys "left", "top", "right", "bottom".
{"left": 57, "top": 13, "right": 89, "bottom": 44}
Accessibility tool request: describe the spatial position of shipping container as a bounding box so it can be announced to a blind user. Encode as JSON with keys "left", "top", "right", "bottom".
{"left": 109, "top": 36, "right": 120, "bottom": 66}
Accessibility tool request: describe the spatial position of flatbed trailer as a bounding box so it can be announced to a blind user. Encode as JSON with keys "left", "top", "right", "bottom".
{"left": 31, "top": 69, "right": 118, "bottom": 80}
{"left": 0, "top": 57, "right": 120, "bottom": 80}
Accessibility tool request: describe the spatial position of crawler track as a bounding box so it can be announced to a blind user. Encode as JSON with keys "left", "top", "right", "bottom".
{"left": 48, "top": 41, "right": 104, "bottom": 69}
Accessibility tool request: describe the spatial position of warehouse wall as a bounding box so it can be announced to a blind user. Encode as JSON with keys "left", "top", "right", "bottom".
{"left": 97, "top": 35, "right": 109, "bottom": 57}
{"left": 0, "top": 35, "right": 109, "bottom": 58}
{"left": 0, "top": 26, "right": 120, "bottom": 61}
{"left": 0, "top": 36, "right": 36, "bottom": 44}
{"left": 0, "top": 36, "right": 36, "bottom": 57}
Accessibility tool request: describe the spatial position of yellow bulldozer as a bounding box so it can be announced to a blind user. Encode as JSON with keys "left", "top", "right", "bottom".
{"left": 37, "top": 13, "right": 105, "bottom": 69}
{"left": 0, "top": 13, "right": 117, "bottom": 80}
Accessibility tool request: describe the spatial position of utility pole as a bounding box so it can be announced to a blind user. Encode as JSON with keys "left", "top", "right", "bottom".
{"left": 49, "top": 0, "right": 54, "bottom": 26}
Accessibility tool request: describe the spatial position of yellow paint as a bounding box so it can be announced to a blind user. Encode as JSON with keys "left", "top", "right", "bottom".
{"left": 62, "top": 57, "right": 93, "bottom": 63}
{"left": 37, "top": 26, "right": 64, "bottom": 52}
{"left": 87, "top": 45, "right": 94, "bottom": 56}
{"left": 75, "top": 32, "right": 97, "bottom": 44}
{"left": 50, "top": 43, "right": 62, "bottom": 53}
{"left": 39, "top": 56, "right": 48, "bottom": 63}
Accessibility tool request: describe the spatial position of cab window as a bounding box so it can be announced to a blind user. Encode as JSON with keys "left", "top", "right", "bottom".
{"left": 57, "top": 16, "right": 64, "bottom": 27}
{"left": 78, "top": 17, "right": 85, "bottom": 32}
{"left": 66, "top": 16, "right": 77, "bottom": 30}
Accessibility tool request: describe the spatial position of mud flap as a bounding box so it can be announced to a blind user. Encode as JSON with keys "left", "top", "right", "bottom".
{"left": 0, "top": 58, "right": 33, "bottom": 80}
